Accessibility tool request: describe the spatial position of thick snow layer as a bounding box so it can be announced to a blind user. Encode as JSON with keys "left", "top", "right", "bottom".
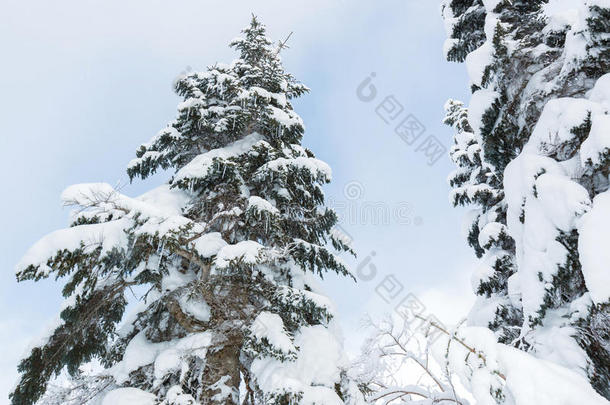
{"left": 442, "top": 38, "right": 458, "bottom": 58}
{"left": 442, "top": 326, "right": 608, "bottom": 405}
{"left": 160, "top": 266, "right": 197, "bottom": 292}
{"left": 249, "top": 86, "right": 287, "bottom": 108}
{"left": 526, "top": 98, "right": 598, "bottom": 154}
{"left": 471, "top": 256, "right": 497, "bottom": 292}
{"left": 561, "top": 4, "right": 596, "bottom": 74}
{"left": 250, "top": 325, "right": 345, "bottom": 405}
{"left": 62, "top": 183, "right": 189, "bottom": 221}
{"left": 110, "top": 331, "right": 212, "bottom": 384}
{"left": 257, "top": 156, "right": 332, "bottom": 181}
{"left": 440, "top": 0, "right": 457, "bottom": 36}
{"left": 267, "top": 105, "right": 303, "bottom": 128}
{"left": 102, "top": 388, "right": 156, "bottom": 405}
{"left": 179, "top": 295, "right": 211, "bottom": 322}
{"left": 578, "top": 190, "right": 610, "bottom": 303}
{"left": 192, "top": 232, "right": 227, "bottom": 258}
{"left": 498, "top": 63, "right": 610, "bottom": 322}
{"left": 215, "top": 240, "right": 264, "bottom": 268}
{"left": 496, "top": 151, "right": 590, "bottom": 321}
{"left": 18, "top": 182, "right": 199, "bottom": 280}
{"left": 153, "top": 348, "right": 181, "bottom": 381}
{"left": 499, "top": 345, "right": 608, "bottom": 405}
{"left": 165, "top": 386, "right": 197, "bottom": 405}
{"left": 478, "top": 222, "right": 507, "bottom": 248}
{"left": 251, "top": 312, "right": 295, "bottom": 354}
{"left": 301, "top": 386, "right": 344, "bottom": 405}
{"left": 465, "top": 41, "right": 493, "bottom": 86}
{"left": 503, "top": 111, "right": 601, "bottom": 319}
{"left": 174, "top": 132, "right": 264, "bottom": 183}
{"left": 526, "top": 309, "right": 589, "bottom": 375}
{"left": 588, "top": 73, "right": 610, "bottom": 106}
{"left": 481, "top": 0, "right": 502, "bottom": 10}
{"left": 468, "top": 89, "right": 499, "bottom": 136}
{"left": 506, "top": 272, "right": 522, "bottom": 308}
{"left": 299, "top": 289, "right": 335, "bottom": 312}
{"left": 110, "top": 332, "right": 160, "bottom": 384}
{"left": 467, "top": 295, "right": 506, "bottom": 328}
{"left": 542, "top": 0, "right": 582, "bottom": 31}
{"left": 503, "top": 153, "right": 562, "bottom": 241}
{"left": 136, "top": 184, "right": 191, "bottom": 217}
{"left": 247, "top": 196, "right": 279, "bottom": 214}
{"left": 535, "top": 173, "right": 590, "bottom": 231}
{"left": 294, "top": 326, "right": 344, "bottom": 386}
{"left": 581, "top": 114, "right": 610, "bottom": 166}
{"left": 16, "top": 218, "right": 130, "bottom": 278}
{"left": 137, "top": 215, "right": 192, "bottom": 239}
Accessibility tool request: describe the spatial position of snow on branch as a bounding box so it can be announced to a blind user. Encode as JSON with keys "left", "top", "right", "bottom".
{"left": 355, "top": 312, "right": 609, "bottom": 405}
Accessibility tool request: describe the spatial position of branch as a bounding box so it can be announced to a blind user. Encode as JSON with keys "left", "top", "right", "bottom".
{"left": 371, "top": 385, "right": 465, "bottom": 404}
{"left": 382, "top": 331, "right": 446, "bottom": 391}
{"left": 275, "top": 32, "right": 293, "bottom": 55}
{"left": 415, "top": 315, "right": 506, "bottom": 381}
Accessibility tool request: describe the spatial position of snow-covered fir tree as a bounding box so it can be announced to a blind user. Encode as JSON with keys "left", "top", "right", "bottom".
{"left": 442, "top": 0, "right": 610, "bottom": 399}
{"left": 444, "top": 99, "right": 521, "bottom": 347}
{"left": 11, "top": 16, "right": 365, "bottom": 405}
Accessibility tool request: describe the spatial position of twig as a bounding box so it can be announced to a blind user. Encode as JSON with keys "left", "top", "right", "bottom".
{"left": 276, "top": 32, "right": 293, "bottom": 55}
{"left": 415, "top": 315, "right": 507, "bottom": 381}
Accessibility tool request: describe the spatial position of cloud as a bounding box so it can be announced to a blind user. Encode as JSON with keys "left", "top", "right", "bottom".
{"left": 418, "top": 274, "right": 476, "bottom": 326}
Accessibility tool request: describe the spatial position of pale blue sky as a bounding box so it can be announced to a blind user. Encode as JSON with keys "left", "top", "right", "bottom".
{"left": 0, "top": 1, "right": 475, "bottom": 401}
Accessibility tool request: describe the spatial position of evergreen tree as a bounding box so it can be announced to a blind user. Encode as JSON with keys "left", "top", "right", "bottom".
{"left": 442, "top": 0, "right": 610, "bottom": 399}
{"left": 441, "top": 0, "right": 487, "bottom": 63}
{"left": 11, "top": 17, "right": 364, "bottom": 405}
{"left": 443, "top": 99, "right": 521, "bottom": 346}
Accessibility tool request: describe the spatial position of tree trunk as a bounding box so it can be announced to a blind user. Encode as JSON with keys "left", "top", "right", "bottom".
{"left": 201, "top": 334, "right": 241, "bottom": 405}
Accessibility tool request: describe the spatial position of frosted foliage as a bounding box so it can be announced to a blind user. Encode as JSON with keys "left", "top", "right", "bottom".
{"left": 214, "top": 240, "right": 264, "bottom": 268}
{"left": 192, "top": 232, "right": 228, "bottom": 258}
{"left": 503, "top": 72, "right": 610, "bottom": 324}
{"left": 581, "top": 114, "right": 610, "bottom": 166}
{"left": 356, "top": 317, "right": 608, "bottom": 405}
{"left": 251, "top": 312, "right": 295, "bottom": 354}
{"left": 102, "top": 388, "right": 157, "bottom": 405}
{"left": 11, "top": 16, "right": 360, "bottom": 405}
{"left": 579, "top": 191, "right": 610, "bottom": 303}
{"left": 250, "top": 325, "right": 345, "bottom": 404}
{"left": 110, "top": 332, "right": 212, "bottom": 384}
{"left": 443, "top": 0, "right": 610, "bottom": 401}
{"left": 444, "top": 327, "right": 610, "bottom": 405}
{"left": 173, "top": 133, "right": 264, "bottom": 183}
{"left": 17, "top": 183, "right": 193, "bottom": 279}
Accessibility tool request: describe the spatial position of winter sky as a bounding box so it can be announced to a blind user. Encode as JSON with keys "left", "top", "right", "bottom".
{"left": 0, "top": 0, "right": 475, "bottom": 401}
